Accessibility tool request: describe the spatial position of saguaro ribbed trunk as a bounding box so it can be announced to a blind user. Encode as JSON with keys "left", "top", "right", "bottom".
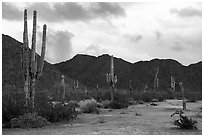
{"left": 106, "top": 55, "right": 117, "bottom": 101}
{"left": 22, "top": 9, "right": 47, "bottom": 112}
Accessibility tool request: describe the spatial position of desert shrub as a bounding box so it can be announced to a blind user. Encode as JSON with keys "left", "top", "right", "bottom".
{"left": 80, "top": 102, "right": 99, "bottom": 114}
{"left": 79, "top": 99, "right": 101, "bottom": 114}
{"left": 101, "top": 100, "right": 111, "bottom": 108}
{"left": 114, "top": 92, "right": 129, "bottom": 106}
{"left": 157, "top": 96, "right": 165, "bottom": 102}
{"left": 171, "top": 110, "right": 197, "bottom": 129}
{"left": 100, "top": 90, "right": 111, "bottom": 101}
{"left": 185, "top": 93, "right": 199, "bottom": 102}
{"left": 100, "top": 92, "right": 129, "bottom": 109}
{"left": 107, "top": 100, "right": 128, "bottom": 109}
{"left": 10, "top": 113, "right": 50, "bottom": 128}
{"left": 136, "top": 100, "right": 144, "bottom": 104}
{"left": 135, "top": 112, "right": 142, "bottom": 116}
{"left": 150, "top": 102, "right": 158, "bottom": 106}
{"left": 2, "top": 90, "right": 78, "bottom": 124}
{"left": 151, "top": 99, "right": 159, "bottom": 102}
{"left": 128, "top": 98, "right": 136, "bottom": 105}
{"left": 2, "top": 91, "right": 26, "bottom": 124}
{"left": 140, "top": 92, "right": 155, "bottom": 102}
{"left": 37, "top": 101, "right": 78, "bottom": 123}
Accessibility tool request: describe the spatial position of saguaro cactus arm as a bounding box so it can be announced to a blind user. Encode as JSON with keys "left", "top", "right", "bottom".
{"left": 22, "top": 9, "right": 30, "bottom": 106}
{"left": 171, "top": 76, "right": 176, "bottom": 91}
{"left": 154, "top": 66, "right": 159, "bottom": 91}
{"left": 31, "top": 11, "right": 37, "bottom": 75}
{"left": 179, "top": 82, "right": 186, "bottom": 110}
{"left": 38, "top": 24, "right": 47, "bottom": 77}
{"left": 106, "top": 55, "right": 117, "bottom": 101}
{"left": 110, "top": 55, "right": 114, "bottom": 80}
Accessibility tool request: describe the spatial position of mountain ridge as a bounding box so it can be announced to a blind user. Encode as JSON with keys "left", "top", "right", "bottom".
{"left": 2, "top": 34, "right": 202, "bottom": 93}
{"left": 54, "top": 54, "right": 202, "bottom": 92}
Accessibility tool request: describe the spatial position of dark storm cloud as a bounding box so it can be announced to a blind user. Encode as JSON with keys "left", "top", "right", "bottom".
{"left": 170, "top": 6, "right": 202, "bottom": 18}
{"left": 46, "top": 30, "right": 74, "bottom": 63}
{"left": 91, "top": 2, "right": 126, "bottom": 18}
{"left": 2, "top": 2, "right": 126, "bottom": 22}
{"left": 54, "top": 3, "right": 91, "bottom": 21}
{"left": 2, "top": 3, "right": 22, "bottom": 21}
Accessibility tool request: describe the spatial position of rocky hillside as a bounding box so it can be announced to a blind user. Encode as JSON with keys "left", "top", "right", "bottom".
{"left": 2, "top": 34, "right": 80, "bottom": 95}
{"left": 54, "top": 54, "right": 202, "bottom": 92}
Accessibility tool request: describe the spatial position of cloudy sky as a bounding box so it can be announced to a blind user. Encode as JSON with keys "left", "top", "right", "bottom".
{"left": 2, "top": 2, "right": 202, "bottom": 65}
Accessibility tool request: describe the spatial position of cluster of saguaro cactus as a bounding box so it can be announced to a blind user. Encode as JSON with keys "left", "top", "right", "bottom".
{"left": 106, "top": 55, "right": 117, "bottom": 101}
{"left": 154, "top": 67, "right": 159, "bottom": 91}
{"left": 171, "top": 76, "right": 176, "bottom": 92}
{"left": 179, "top": 82, "right": 186, "bottom": 111}
{"left": 22, "top": 9, "right": 47, "bottom": 112}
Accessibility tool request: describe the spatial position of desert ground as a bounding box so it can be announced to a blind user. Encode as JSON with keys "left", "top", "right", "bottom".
{"left": 2, "top": 100, "right": 202, "bottom": 135}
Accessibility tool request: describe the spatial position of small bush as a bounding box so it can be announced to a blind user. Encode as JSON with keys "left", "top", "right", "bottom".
{"left": 10, "top": 113, "right": 50, "bottom": 128}
{"left": 135, "top": 112, "right": 142, "bottom": 116}
{"left": 79, "top": 99, "right": 101, "bottom": 114}
{"left": 157, "top": 96, "right": 165, "bottom": 102}
{"left": 140, "top": 92, "right": 154, "bottom": 102}
{"left": 151, "top": 99, "right": 159, "bottom": 102}
{"left": 107, "top": 100, "right": 128, "bottom": 109}
{"left": 80, "top": 102, "right": 100, "bottom": 114}
{"left": 101, "top": 100, "right": 111, "bottom": 108}
{"left": 2, "top": 91, "right": 26, "bottom": 124}
{"left": 37, "top": 101, "right": 78, "bottom": 123}
{"left": 111, "top": 92, "right": 129, "bottom": 109}
{"left": 171, "top": 110, "right": 197, "bottom": 129}
{"left": 128, "top": 98, "right": 136, "bottom": 105}
{"left": 137, "top": 100, "right": 144, "bottom": 104}
{"left": 150, "top": 102, "right": 158, "bottom": 106}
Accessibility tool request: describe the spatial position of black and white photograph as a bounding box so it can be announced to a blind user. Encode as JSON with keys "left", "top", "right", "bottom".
{"left": 2, "top": 1, "right": 202, "bottom": 135}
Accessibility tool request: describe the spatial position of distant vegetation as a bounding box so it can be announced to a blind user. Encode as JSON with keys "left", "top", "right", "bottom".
{"left": 2, "top": 33, "right": 202, "bottom": 128}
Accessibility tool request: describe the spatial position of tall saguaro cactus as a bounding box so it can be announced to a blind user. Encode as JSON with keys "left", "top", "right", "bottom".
{"left": 106, "top": 55, "right": 117, "bottom": 101}
{"left": 84, "top": 86, "right": 88, "bottom": 98}
{"left": 22, "top": 9, "right": 47, "bottom": 112}
{"left": 171, "top": 76, "right": 176, "bottom": 92}
{"left": 179, "top": 82, "right": 186, "bottom": 111}
{"left": 61, "top": 75, "right": 66, "bottom": 98}
{"left": 144, "top": 83, "right": 148, "bottom": 93}
{"left": 154, "top": 67, "right": 159, "bottom": 92}
{"left": 129, "top": 80, "right": 132, "bottom": 96}
{"left": 96, "top": 84, "right": 99, "bottom": 101}
{"left": 72, "top": 80, "right": 78, "bottom": 94}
